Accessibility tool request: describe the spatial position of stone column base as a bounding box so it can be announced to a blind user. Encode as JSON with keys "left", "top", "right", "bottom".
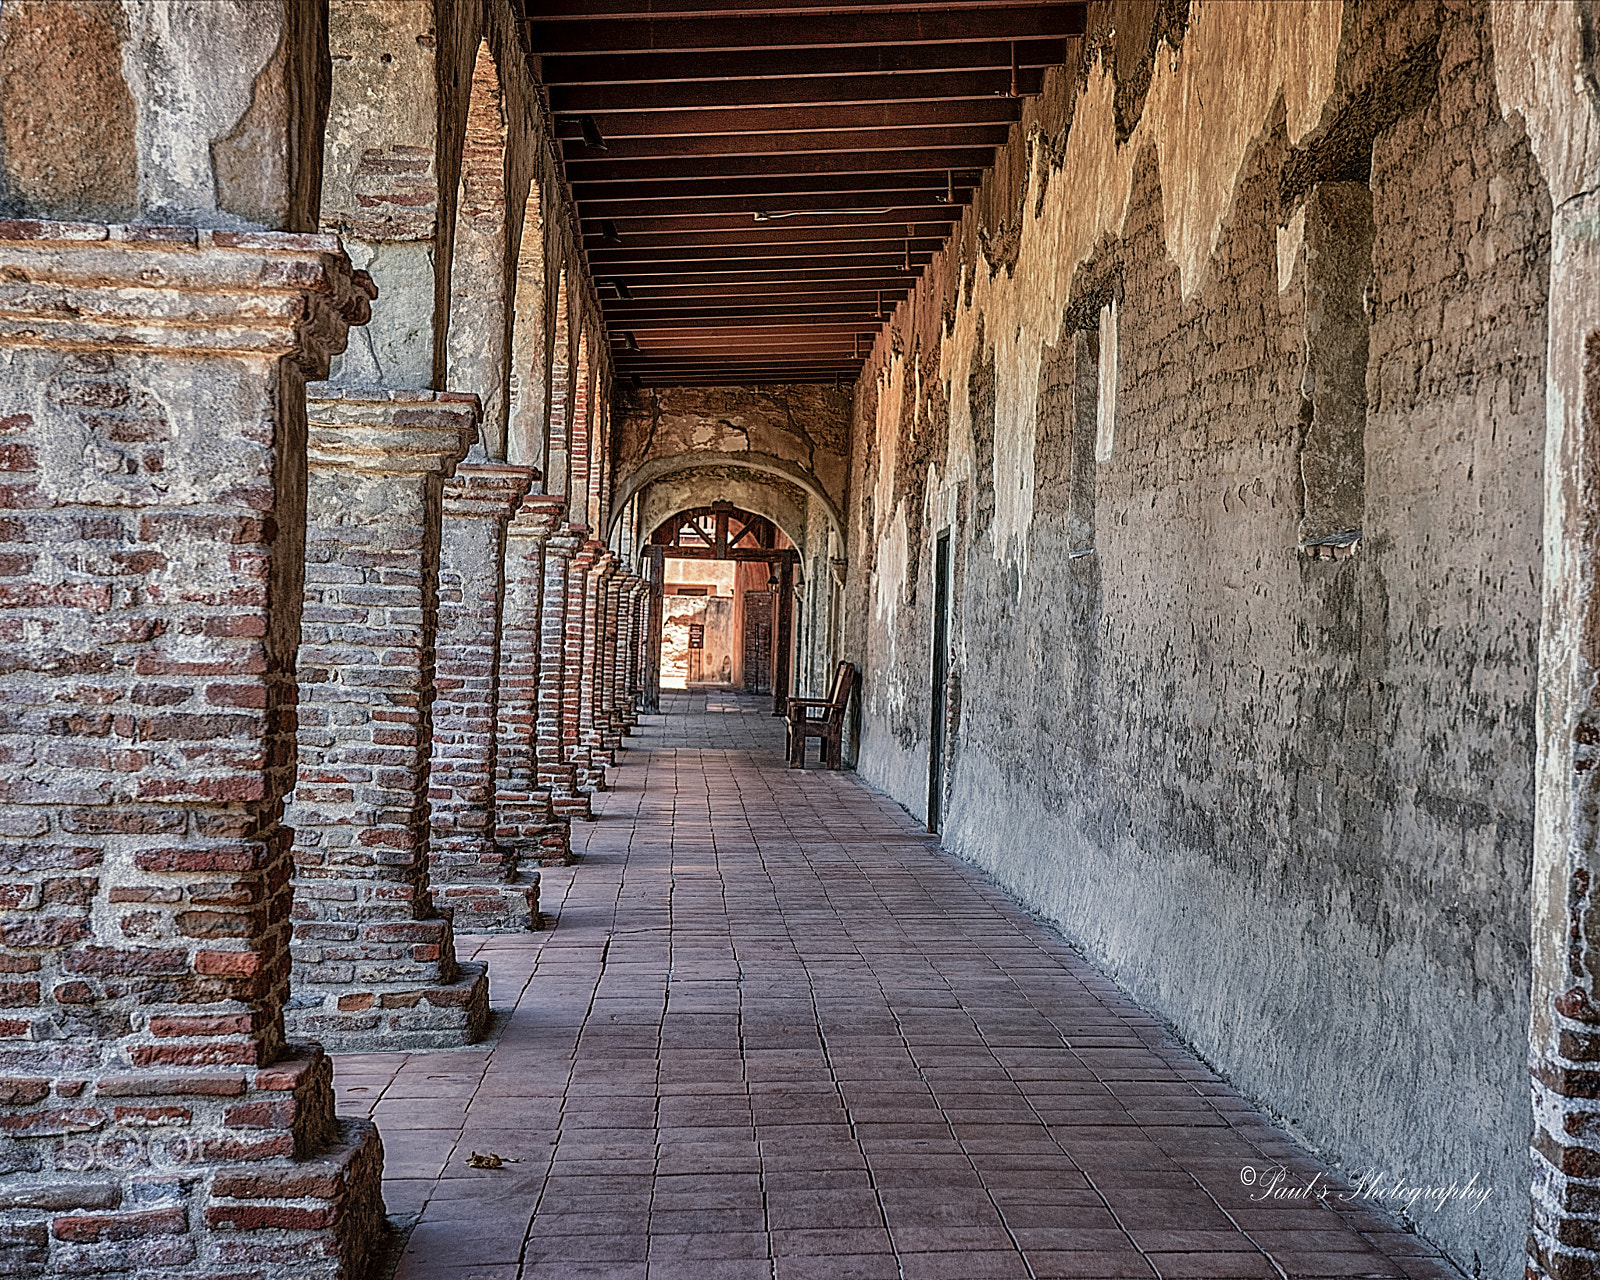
{"left": 287, "top": 963, "right": 490, "bottom": 1054}
{"left": 552, "top": 792, "right": 596, "bottom": 820}
{"left": 539, "top": 760, "right": 593, "bottom": 819}
{"left": 10, "top": 1047, "right": 386, "bottom": 1280}
{"left": 433, "top": 870, "right": 543, "bottom": 931}
{"left": 207, "top": 1113, "right": 386, "bottom": 1280}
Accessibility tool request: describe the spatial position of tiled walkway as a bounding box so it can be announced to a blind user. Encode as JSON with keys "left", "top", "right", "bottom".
{"left": 336, "top": 691, "right": 1456, "bottom": 1280}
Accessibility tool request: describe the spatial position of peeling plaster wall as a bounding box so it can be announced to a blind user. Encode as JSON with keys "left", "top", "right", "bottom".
{"left": 844, "top": 3, "right": 1556, "bottom": 1273}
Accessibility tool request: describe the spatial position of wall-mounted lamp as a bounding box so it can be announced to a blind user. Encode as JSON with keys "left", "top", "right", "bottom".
{"left": 767, "top": 566, "right": 781, "bottom": 592}
{"left": 600, "top": 219, "right": 622, "bottom": 244}
{"left": 605, "top": 278, "right": 633, "bottom": 300}
{"left": 579, "top": 115, "right": 608, "bottom": 150}
{"left": 622, "top": 331, "right": 640, "bottom": 353}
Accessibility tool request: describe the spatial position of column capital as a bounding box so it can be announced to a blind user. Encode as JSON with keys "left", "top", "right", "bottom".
{"left": 445, "top": 463, "right": 537, "bottom": 521}
{"left": 304, "top": 387, "right": 478, "bottom": 474}
{"left": 0, "top": 221, "right": 375, "bottom": 375}
{"left": 548, "top": 526, "right": 587, "bottom": 559}
{"left": 507, "top": 492, "right": 569, "bottom": 543}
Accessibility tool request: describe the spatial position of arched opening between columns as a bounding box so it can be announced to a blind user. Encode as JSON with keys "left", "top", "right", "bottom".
{"left": 546, "top": 268, "right": 573, "bottom": 499}
{"left": 444, "top": 38, "right": 510, "bottom": 456}
{"left": 506, "top": 177, "right": 547, "bottom": 472}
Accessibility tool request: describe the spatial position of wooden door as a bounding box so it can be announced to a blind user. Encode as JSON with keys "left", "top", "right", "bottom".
{"left": 742, "top": 591, "right": 772, "bottom": 694}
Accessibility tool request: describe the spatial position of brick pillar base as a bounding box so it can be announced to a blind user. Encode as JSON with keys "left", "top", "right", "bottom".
{"left": 428, "top": 465, "right": 548, "bottom": 930}
{"left": 539, "top": 530, "right": 591, "bottom": 820}
{"left": 0, "top": 222, "right": 385, "bottom": 1279}
{"left": 286, "top": 389, "right": 488, "bottom": 1051}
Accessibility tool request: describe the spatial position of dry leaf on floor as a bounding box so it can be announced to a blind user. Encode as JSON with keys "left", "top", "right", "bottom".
{"left": 464, "top": 1151, "right": 519, "bottom": 1168}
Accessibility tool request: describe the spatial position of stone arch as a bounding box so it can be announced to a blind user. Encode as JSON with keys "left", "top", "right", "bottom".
{"left": 612, "top": 452, "right": 845, "bottom": 543}
{"left": 506, "top": 178, "right": 547, "bottom": 471}
{"left": 639, "top": 478, "right": 810, "bottom": 558}
{"left": 445, "top": 39, "right": 511, "bottom": 455}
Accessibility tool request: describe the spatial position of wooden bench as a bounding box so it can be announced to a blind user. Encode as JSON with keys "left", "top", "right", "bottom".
{"left": 786, "top": 661, "right": 857, "bottom": 769}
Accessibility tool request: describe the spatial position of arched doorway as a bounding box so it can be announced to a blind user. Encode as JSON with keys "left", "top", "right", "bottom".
{"left": 648, "top": 503, "right": 798, "bottom": 708}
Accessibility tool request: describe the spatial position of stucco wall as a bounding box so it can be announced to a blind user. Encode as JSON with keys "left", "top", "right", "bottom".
{"left": 843, "top": 3, "right": 1554, "bottom": 1273}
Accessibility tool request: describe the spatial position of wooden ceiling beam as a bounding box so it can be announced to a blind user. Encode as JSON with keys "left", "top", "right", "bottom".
{"left": 588, "top": 266, "right": 926, "bottom": 286}
{"left": 550, "top": 68, "right": 1044, "bottom": 112}
{"left": 590, "top": 241, "right": 942, "bottom": 266}
{"left": 526, "top": 6, "right": 1085, "bottom": 54}
{"left": 561, "top": 124, "right": 1011, "bottom": 160}
{"left": 585, "top": 209, "right": 959, "bottom": 236}
{"left": 577, "top": 194, "right": 966, "bottom": 219}
{"left": 553, "top": 97, "right": 1021, "bottom": 137}
{"left": 615, "top": 311, "right": 890, "bottom": 325}
{"left": 599, "top": 283, "right": 911, "bottom": 300}
{"left": 573, "top": 170, "right": 970, "bottom": 202}
{"left": 533, "top": 1, "right": 1069, "bottom": 19}
{"left": 543, "top": 38, "right": 1067, "bottom": 84}
{"left": 585, "top": 223, "right": 954, "bottom": 249}
{"left": 565, "top": 148, "right": 994, "bottom": 183}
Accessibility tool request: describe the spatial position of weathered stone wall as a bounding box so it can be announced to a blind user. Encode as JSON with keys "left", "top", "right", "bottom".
{"left": 843, "top": 2, "right": 1558, "bottom": 1273}
{"left": 1, "top": 0, "right": 330, "bottom": 233}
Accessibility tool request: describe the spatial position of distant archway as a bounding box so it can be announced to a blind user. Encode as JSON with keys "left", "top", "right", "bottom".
{"left": 611, "top": 451, "right": 844, "bottom": 543}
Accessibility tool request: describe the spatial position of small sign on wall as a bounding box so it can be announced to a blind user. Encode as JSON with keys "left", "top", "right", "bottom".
{"left": 688, "top": 624, "right": 704, "bottom": 650}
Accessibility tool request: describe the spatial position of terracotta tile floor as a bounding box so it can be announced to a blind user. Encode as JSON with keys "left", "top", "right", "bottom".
{"left": 336, "top": 690, "right": 1459, "bottom": 1280}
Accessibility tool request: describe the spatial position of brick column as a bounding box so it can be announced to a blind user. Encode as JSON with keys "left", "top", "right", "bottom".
{"left": 285, "top": 389, "right": 489, "bottom": 1052}
{"left": 599, "top": 563, "right": 628, "bottom": 749}
{"left": 427, "top": 464, "right": 543, "bottom": 931}
{"left": 495, "top": 494, "right": 573, "bottom": 868}
{"left": 565, "top": 539, "right": 608, "bottom": 793}
{"left": 618, "top": 576, "right": 646, "bottom": 731}
{"left": 0, "top": 222, "right": 385, "bottom": 1280}
{"left": 539, "top": 530, "right": 591, "bottom": 820}
{"left": 582, "top": 549, "right": 621, "bottom": 772}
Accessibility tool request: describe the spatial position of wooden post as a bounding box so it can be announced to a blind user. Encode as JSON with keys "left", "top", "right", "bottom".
{"left": 772, "top": 551, "right": 796, "bottom": 715}
{"left": 645, "top": 544, "right": 665, "bottom": 712}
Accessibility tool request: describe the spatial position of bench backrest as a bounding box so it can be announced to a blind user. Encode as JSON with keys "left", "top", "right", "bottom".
{"left": 824, "top": 661, "right": 857, "bottom": 716}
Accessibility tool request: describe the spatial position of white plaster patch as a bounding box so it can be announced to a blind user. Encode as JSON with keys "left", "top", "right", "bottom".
{"left": 1096, "top": 299, "right": 1119, "bottom": 463}
{"left": 1277, "top": 204, "right": 1306, "bottom": 294}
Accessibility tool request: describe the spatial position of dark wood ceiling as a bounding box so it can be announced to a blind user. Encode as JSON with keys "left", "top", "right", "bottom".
{"left": 520, "top": 1, "right": 1087, "bottom": 386}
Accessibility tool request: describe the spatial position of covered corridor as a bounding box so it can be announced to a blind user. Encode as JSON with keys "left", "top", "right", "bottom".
{"left": 1, "top": 2, "right": 1596, "bottom": 1276}
{"left": 340, "top": 693, "right": 1451, "bottom": 1280}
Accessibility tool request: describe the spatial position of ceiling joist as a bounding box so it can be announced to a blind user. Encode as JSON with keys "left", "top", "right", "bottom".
{"left": 522, "top": 0, "right": 1087, "bottom": 385}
